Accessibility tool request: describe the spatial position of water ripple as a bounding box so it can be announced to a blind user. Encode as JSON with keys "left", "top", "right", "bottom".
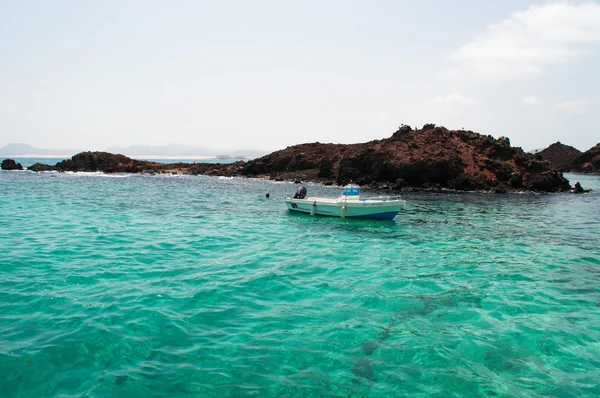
{"left": 0, "top": 171, "right": 599, "bottom": 396}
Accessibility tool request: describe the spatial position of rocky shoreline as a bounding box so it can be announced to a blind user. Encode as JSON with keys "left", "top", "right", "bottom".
{"left": 565, "top": 143, "right": 600, "bottom": 174}
{"left": 2, "top": 124, "right": 591, "bottom": 193}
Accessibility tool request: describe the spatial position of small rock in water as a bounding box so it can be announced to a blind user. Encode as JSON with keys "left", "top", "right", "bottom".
{"left": 1, "top": 159, "right": 23, "bottom": 170}
{"left": 571, "top": 181, "right": 590, "bottom": 194}
{"left": 362, "top": 341, "right": 379, "bottom": 355}
{"left": 115, "top": 375, "right": 129, "bottom": 386}
{"left": 352, "top": 358, "right": 374, "bottom": 383}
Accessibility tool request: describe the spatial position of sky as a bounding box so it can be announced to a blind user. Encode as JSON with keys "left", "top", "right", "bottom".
{"left": 1, "top": 0, "right": 599, "bottom": 152}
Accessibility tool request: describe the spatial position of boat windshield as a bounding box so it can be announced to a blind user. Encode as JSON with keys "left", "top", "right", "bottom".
{"left": 342, "top": 186, "right": 359, "bottom": 196}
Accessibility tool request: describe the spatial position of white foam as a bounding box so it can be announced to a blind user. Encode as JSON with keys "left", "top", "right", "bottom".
{"left": 61, "top": 171, "right": 132, "bottom": 178}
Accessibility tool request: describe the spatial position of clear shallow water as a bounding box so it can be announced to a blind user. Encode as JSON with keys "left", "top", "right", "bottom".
{"left": 0, "top": 171, "right": 599, "bottom": 397}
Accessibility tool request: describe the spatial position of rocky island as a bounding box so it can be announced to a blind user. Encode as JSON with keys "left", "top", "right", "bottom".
{"left": 538, "top": 142, "right": 582, "bottom": 171}
{"left": 243, "top": 124, "right": 570, "bottom": 192}
{"left": 4, "top": 124, "right": 575, "bottom": 193}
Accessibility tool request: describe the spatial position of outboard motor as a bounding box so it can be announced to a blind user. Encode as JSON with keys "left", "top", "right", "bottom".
{"left": 293, "top": 186, "right": 307, "bottom": 199}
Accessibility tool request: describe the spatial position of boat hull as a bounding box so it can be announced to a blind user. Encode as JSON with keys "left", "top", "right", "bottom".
{"left": 285, "top": 199, "right": 403, "bottom": 220}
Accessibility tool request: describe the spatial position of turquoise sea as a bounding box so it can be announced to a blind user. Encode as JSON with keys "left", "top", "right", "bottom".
{"left": 1, "top": 170, "right": 599, "bottom": 397}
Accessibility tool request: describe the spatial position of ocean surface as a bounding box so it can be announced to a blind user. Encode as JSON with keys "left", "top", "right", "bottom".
{"left": 0, "top": 171, "right": 599, "bottom": 397}
{"left": 10, "top": 157, "right": 240, "bottom": 168}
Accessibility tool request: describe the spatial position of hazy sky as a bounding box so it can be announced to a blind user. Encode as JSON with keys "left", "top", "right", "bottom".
{"left": 1, "top": 0, "right": 599, "bottom": 152}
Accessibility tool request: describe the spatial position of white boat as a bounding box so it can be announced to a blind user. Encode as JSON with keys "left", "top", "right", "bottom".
{"left": 285, "top": 185, "right": 405, "bottom": 220}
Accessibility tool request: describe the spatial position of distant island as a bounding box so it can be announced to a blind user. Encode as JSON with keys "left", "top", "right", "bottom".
{"left": 103, "top": 143, "right": 268, "bottom": 159}
{"left": 537, "top": 142, "right": 600, "bottom": 174}
{"left": 5, "top": 124, "right": 597, "bottom": 193}
{"left": 0, "top": 142, "right": 268, "bottom": 160}
{"left": 0, "top": 143, "right": 78, "bottom": 157}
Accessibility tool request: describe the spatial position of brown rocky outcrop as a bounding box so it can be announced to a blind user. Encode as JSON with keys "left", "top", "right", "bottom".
{"left": 53, "top": 152, "right": 157, "bottom": 173}
{"left": 242, "top": 125, "right": 571, "bottom": 192}
{"left": 538, "top": 142, "right": 582, "bottom": 170}
{"left": 567, "top": 143, "right": 600, "bottom": 174}
{"left": 186, "top": 161, "right": 246, "bottom": 177}
{"left": 1, "top": 159, "right": 23, "bottom": 170}
{"left": 25, "top": 125, "right": 573, "bottom": 192}
{"left": 28, "top": 163, "right": 56, "bottom": 172}
{"left": 26, "top": 152, "right": 241, "bottom": 176}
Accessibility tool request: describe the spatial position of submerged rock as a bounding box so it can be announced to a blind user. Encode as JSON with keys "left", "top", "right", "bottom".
{"left": 1, "top": 159, "right": 23, "bottom": 170}
{"left": 352, "top": 358, "right": 374, "bottom": 383}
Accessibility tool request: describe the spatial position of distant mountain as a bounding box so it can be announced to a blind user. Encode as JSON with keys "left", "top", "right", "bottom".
{"left": 105, "top": 143, "right": 218, "bottom": 157}
{"left": 105, "top": 143, "right": 268, "bottom": 159}
{"left": 224, "top": 149, "right": 270, "bottom": 159}
{"left": 538, "top": 142, "right": 582, "bottom": 170}
{"left": 0, "top": 143, "right": 78, "bottom": 156}
{"left": 1, "top": 142, "right": 268, "bottom": 159}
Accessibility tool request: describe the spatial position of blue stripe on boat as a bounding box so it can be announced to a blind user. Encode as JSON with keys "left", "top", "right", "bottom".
{"left": 347, "top": 211, "right": 399, "bottom": 220}
{"left": 287, "top": 208, "right": 399, "bottom": 220}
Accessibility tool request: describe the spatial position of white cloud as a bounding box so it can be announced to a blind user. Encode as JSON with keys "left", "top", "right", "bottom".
{"left": 450, "top": 2, "right": 600, "bottom": 79}
{"left": 522, "top": 96, "right": 544, "bottom": 105}
{"left": 554, "top": 96, "right": 600, "bottom": 114}
{"left": 430, "top": 93, "right": 479, "bottom": 106}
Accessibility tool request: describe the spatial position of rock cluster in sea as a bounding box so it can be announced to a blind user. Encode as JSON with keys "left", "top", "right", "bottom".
{"left": 1, "top": 159, "right": 23, "bottom": 170}
{"left": 27, "top": 151, "right": 246, "bottom": 176}
{"left": 19, "top": 124, "right": 583, "bottom": 193}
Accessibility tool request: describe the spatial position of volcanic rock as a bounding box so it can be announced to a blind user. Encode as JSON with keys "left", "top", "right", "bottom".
{"left": 1, "top": 159, "right": 23, "bottom": 170}
{"left": 28, "top": 163, "right": 56, "bottom": 172}
{"left": 242, "top": 125, "right": 571, "bottom": 192}
{"left": 23, "top": 125, "right": 574, "bottom": 193}
{"left": 538, "top": 142, "right": 582, "bottom": 170}
{"left": 186, "top": 161, "right": 245, "bottom": 177}
{"left": 54, "top": 152, "right": 152, "bottom": 173}
{"left": 571, "top": 182, "right": 590, "bottom": 194}
{"left": 568, "top": 143, "right": 600, "bottom": 174}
